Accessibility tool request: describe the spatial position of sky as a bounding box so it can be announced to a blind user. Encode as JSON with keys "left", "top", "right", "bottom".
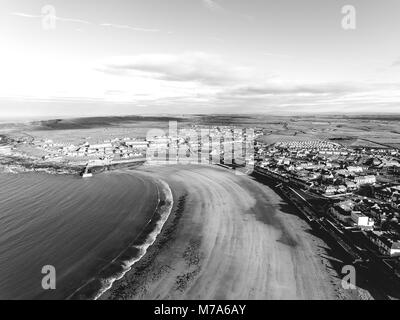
{"left": 0, "top": 0, "right": 400, "bottom": 118}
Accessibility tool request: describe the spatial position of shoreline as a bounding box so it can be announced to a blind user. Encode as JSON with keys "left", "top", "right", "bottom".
{"left": 0, "top": 154, "right": 145, "bottom": 176}
{"left": 100, "top": 164, "right": 368, "bottom": 300}
{"left": 67, "top": 175, "right": 173, "bottom": 300}
{"left": 0, "top": 163, "right": 373, "bottom": 299}
{"left": 99, "top": 168, "right": 189, "bottom": 300}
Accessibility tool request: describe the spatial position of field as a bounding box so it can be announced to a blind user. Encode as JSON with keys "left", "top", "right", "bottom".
{"left": 0, "top": 114, "right": 399, "bottom": 148}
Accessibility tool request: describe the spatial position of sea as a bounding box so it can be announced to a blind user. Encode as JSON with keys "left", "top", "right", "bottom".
{"left": 0, "top": 170, "right": 172, "bottom": 299}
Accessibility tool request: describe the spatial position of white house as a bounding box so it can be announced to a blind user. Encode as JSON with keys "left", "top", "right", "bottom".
{"left": 351, "top": 211, "right": 374, "bottom": 229}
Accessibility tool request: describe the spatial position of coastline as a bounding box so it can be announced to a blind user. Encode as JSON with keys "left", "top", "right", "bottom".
{"left": 0, "top": 162, "right": 372, "bottom": 299}
{"left": 67, "top": 175, "right": 173, "bottom": 300}
{"left": 0, "top": 154, "right": 145, "bottom": 176}
{"left": 100, "top": 164, "right": 368, "bottom": 300}
{"left": 0, "top": 169, "right": 169, "bottom": 299}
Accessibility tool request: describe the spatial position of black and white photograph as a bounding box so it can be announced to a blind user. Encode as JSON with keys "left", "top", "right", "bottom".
{"left": 1, "top": 0, "right": 400, "bottom": 310}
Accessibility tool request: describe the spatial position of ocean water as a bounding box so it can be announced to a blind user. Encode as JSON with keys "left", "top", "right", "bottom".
{"left": 0, "top": 171, "right": 169, "bottom": 300}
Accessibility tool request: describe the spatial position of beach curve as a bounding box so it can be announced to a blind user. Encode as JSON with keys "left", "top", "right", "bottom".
{"left": 68, "top": 175, "right": 173, "bottom": 300}
{"left": 101, "top": 164, "right": 349, "bottom": 300}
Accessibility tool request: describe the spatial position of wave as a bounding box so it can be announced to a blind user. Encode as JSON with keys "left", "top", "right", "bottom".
{"left": 67, "top": 178, "right": 173, "bottom": 300}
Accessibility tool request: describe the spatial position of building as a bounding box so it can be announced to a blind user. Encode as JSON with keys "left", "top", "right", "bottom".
{"left": 329, "top": 202, "right": 353, "bottom": 223}
{"left": 375, "top": 185, "right": 400, "bottom": 203}
{"left": 354, "top": 175, "right": 376, "bottom": 185}
{"left": 345, "top": 181, "right": 357, "bottom": 191}
{"left": 367, "top": 231, "right": 400, "bottom": 257}
{"left": 0, "top": 145, "right": 11, "bottom": 155}
{"left": 125, "top": 141, "right": 148, "bottom": 148}
{"left": 350, "top": 211, "right": 374, "bottom": 229}
{"left": 324, "top": 185, "right": 337, "bottom": 195}
{"left": 347, "top": 166, "right": 363, "bottom": 173}
{"left": 336, "top": 169, "right": 351, "bottom": 178}
{"left": 374, "top": 186, "right": 393, "bottom": 202}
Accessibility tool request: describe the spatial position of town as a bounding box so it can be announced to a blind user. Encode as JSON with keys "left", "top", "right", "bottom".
{"left": 253, "top": 138, "right": 400, "bottom": 291}
{"left": 1, "top": 124, "right": 400, "bottom": 292}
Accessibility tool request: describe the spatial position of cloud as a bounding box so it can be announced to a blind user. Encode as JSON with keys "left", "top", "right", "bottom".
{"left": 201, "top": 1, "right": 254, "bottom": 21}
{"left": 11, "top": 12, "right": 42, "bottom": 19}
{"left": 202, "top": 0, "right": 225, "bottom": 12}
{"left": 392, "top": 58, "right": 400, "bottom": 67}
{"left": 226, "top": 83, "right": 366, "bottom": 97}
{"left": 209, "top": 81, "right": 400, "bottom": 114}
{"left": 100, "top": 23, "right": 160, "bottom": 33}
{"left": 54, "top": 16, "right": 91, "bottom": 25}
{"left": 11, "top": 11, "right": 91, "bottom": 25}
{"left": 264, "top": 52, "right": 293, "bottom": 59}
{"left": 12, "top": 12, "right": 160, "bottom": 33}
{"left": 97, "top": 52, "right": 249, "bottom": 86}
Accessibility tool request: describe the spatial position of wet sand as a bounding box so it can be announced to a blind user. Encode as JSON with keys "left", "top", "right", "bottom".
{"left": 101, "top": 165, "right": 362, "bottom": 300}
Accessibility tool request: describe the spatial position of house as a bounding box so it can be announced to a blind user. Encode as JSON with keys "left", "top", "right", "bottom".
{"left": 375, "top": 186, "right": 393, "bottom": 202}
{"left": 367, "top": 231, "right": 400, "bottom": 257}
{"left": 354, "top": 175, "right": 376, "bottom": 185}
{"left": 336, "top": 169, "right": 351, "bottom": 178}
{"left": 375, "top": 185, "right": 400, "bottom": 203}
{"left": 345, "top": 181, "right": 357, "bottom": 191}
{"left": 324, "top": 185, "right": 337, "bottom": 195}
{"left": 350, "top": 211, "right": 374, "bottom": 229}
{"left": 329, "top": 201, "right": 354, "bottom": 223}
{"left": 347, "top": 166, "right": 363, "bottom": 173}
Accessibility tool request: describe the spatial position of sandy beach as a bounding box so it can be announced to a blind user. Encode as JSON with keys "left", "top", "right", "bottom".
{"left": 101, "top": 164, "right": 363, "bottom": 300}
